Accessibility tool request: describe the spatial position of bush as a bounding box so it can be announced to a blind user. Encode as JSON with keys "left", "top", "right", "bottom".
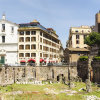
{"left": 93, "top": 56, "right": 100, "bottom": 61}
{"left": 79, "top": 56, "right": 88, "bottom": 61}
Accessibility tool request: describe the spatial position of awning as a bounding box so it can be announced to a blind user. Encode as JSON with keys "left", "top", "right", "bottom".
{"left": 50, "top": 61, "right": 55, "bottom": 63}
{"left": 40, "top": 59, "right": 44, "bottom": 62}
{"left": 28, "top": 59, "right": 36, "bottom": 62}
{"left": 20, "top": 60, "right": 26, "bottom": 63}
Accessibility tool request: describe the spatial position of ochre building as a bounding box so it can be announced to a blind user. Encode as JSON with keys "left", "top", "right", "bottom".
{"left": 65, "top": 26, "right": 91, "bottom": 64}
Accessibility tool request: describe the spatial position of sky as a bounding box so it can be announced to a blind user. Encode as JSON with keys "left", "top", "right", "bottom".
{"left": 0, "top": 0, "right": 100, "bottom": 48}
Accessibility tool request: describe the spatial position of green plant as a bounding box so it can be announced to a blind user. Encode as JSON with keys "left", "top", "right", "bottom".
{"left": 93, "top": 56, "right": 100, "bottom": 61}
{"left": 84, "top": 32, "right": 100, "bottom": 46}
{"left": 79, "top": 56, "right": 88, "bottom": 61}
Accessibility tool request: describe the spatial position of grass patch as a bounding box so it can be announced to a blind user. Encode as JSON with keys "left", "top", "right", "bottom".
{"left": 72, "top": 82, "right": 86, "bottom": 91}
{"left": 6, "top": 93, "right": 84, "bottom": 100}
{"left": 0, "top": 82, "right": 100, "bottom": 100}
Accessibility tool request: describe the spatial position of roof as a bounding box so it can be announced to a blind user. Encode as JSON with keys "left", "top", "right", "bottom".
{"left": 70, "top": 26, "right": 91, "bottom": 29}
{"left": 19, "top": 20, "right": 59, "bottom": 38}
{"left": 67, "top": 48, "right": 90, "bottom": 52}
{"left": 19, "top": 20, "right": 48, "bottom": 32}
{"left": 0, "top": 19, "right": 18, "bottom": 26}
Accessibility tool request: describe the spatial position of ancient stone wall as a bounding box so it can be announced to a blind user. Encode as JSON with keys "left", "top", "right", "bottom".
{"left": 77, "top": 61, "right": 88, "bottom": 82}
{"left": 0, "top": 66, "right": 77, "bottom": 86}
{"left": 77, "top": 60, "right": 100, "bottom": 83}
{"left": 92, "top": 61, "right": 100, "bottom": 83}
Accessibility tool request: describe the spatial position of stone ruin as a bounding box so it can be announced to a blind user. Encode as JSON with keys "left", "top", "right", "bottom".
{"left": 0, "top": 66, "right": 78, "bottom": 86}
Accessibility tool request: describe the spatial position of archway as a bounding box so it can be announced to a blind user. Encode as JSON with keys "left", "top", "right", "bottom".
{"left": 57, "top": 74, "right": 64, "bottom": 83}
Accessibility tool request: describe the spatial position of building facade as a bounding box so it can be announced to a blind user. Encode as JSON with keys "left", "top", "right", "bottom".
{"left": 90, "top": 11, "right": 100, "bottom": 56}
{"left": 0, "top": 14, "right": 18, "bottom": 65}
{"left": 67, "top": 26, "right": 91, "bottom": 48}
{"left": 18, "top": 20, "right": 62, "bottom": 66}
{"left": 95, "top": 11, "right": 100, "bottom": 33}
{"left": 65, "top": 26, "right": 91, "bottom": 63}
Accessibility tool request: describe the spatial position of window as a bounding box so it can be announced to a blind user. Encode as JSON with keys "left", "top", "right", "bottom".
{"left": 84, "top": 35, "right": 87, "bottom": 44}
{"left": 40, "top": 38, "right": 42, "bottom": 42}
{"left": 50, "top": 54, "right": 52, "bottom": 58}
{"left": 43, "top": 46, "right": 49, "bottom": 51}
{"left": 76, "top": 35, "right": 79, "bottom": 39}
{"left": 82, "top": 30, "right": 84, "bottom": 33}
{"left": 26, "top": 31, "right": 30, "bottom": 35}
{"left": 2, "top": 36, "right": 5, "bottom": 43}
{"left": 50, "top": 48, "right": 52, "bottom": 52}
{"left": 31, "top": 44, "right": 36, "bottom": 49}
{"left": 43, "top": 39, "right": 46, "bottom": 43}
{"left": 52, "top": 43, "right": 56, "bottom": 47}
{"left": 25, "top": 53, "right": 30, "bottom": 57}
{"left": 40, "top": 32, "right": 42, "bottom": 36}
{"left": 84, "top": 35, "right": 87, "bottom": 39}
{"left": 54, "top": 55, "right": 56, "bottom": 58}
{"left": 40, "top": 53, "right": 42, "bottom": 57}
{"left": 11, "top": 27, "right": 14, "bottom": 33}
{"left": 75, "top": 30, "right": 78, "bottom": 32}
{"left": 19, "top": 53, "right": 24, "bottom": 57}
{"left": 40, "top": 45, "right": 42, "bottom": 50}
{"left": 19, "top": 45, "right": 24, "bottom": 49}
{"left": 49, "top": 41, "right": 51, "bottom": 45}
{"left": 20, "top": 31, "right": 24, "bottom": 35}
{"left": 2, "top": 24, "right": 5, "bottom": 32}
{"left": 25, "top": 45, "right": 30, "bottom": 49}
{"left": 84, "top": 47, "right": 87, "bottom": 49}
{"left": 26, "top": 37, "right": 30, "bottom": 42}
{"left": 31, "top": 37, "right": 36, "bottom": 41}
{"left": 76, "top": 47, "right": 79, "bottom": 48}
{"left": 31, "top": 53, "right": 36, "bottom": 57}
{"left": 31, "top": 31, "right": 36, "bottom": 35}
{"left": 19, "top": 37, "right": 24, "bottom": 42}
{"left": 76, "top": 40, "right": 79, "bottom": 44}
{"left": 43, "top": 54, "right": 48, "bottom": 57}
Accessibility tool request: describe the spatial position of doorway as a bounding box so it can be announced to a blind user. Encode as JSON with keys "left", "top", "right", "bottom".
{"left": 0, "top": 56, "right": 5, "bottom": 64}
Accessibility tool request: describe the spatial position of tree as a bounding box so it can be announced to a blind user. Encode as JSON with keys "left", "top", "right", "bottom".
{"left": 84, "top": 32, "right": 100, "bottom": 92}
{"left": 85, "top": 32, "right": 100, "bottom": 47}
{"left": 85, "top": 32, "right": 100, "bottom": 56}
